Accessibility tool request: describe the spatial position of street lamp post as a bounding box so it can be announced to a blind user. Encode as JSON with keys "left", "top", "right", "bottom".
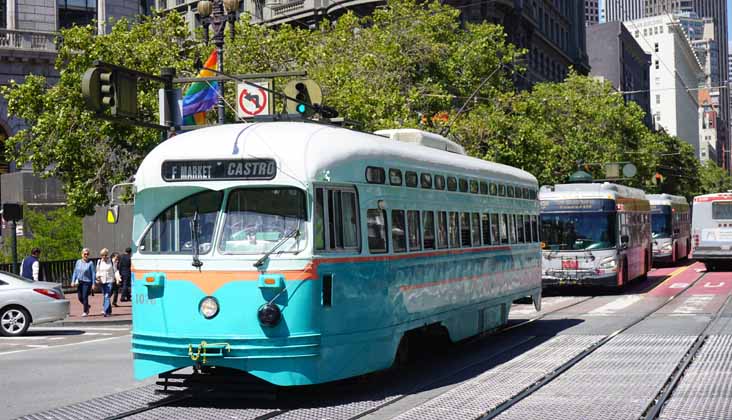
{"left": 197, "top": 0, "right": 240, "bottom": 125}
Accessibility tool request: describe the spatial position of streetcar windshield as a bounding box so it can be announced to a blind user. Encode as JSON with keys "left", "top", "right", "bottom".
{"left": 219, "top": 188, "right": 307, "bottom": 254}
{"left": 651, "top": 213, "right": 672, "bottom": 239}
{"left": 540, "top": 213, "right": 617, "bottom": 250}
{"left": 139, "top": 190, "right": 223, "bottom": 254}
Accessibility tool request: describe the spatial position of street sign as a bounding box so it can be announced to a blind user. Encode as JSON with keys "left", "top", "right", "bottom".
{"left": 237, "top": 81, "right": 271, "bottom": 118}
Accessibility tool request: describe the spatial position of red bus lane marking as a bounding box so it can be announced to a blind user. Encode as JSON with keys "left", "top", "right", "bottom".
{"left": 656, "top": 271, "right": 732, "bottom": 315}
{"left": 647, "top": 263, "right": 704, "bottom": 297}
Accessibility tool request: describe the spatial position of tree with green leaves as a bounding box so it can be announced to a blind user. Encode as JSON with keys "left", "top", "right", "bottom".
{"left": 697, "top": 160, "right": 732, "bottom": 195}
{"left": 0, "top": 206, "right": 82, "bottom": 263}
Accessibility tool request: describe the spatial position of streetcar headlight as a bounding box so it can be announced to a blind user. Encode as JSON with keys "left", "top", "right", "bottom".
{"left": 257, "top": 302, "right": 281, "bottom": 327}
{"left": 599, "top": 257, "right": 617, "bottom": 271}
{"left": 199, "top": 296, "right": 219, "bottom": 319}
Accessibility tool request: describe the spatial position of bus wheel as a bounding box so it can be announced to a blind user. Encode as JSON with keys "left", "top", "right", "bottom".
{"left": 620, "top": 259, "right": 628, "bottom": 286}
{"left": 672, "top": 245, "right": 676, "bottom": 264}
{"left": 706, "top": 262, "right": 716, "bottom": 272}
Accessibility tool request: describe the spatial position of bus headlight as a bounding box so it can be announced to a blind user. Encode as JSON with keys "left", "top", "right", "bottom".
{"left": 257, "top": 303, "right": 281, "bottom": 327}
{"left": 599, "top": 257, "right": 617, "bottom": 271}
{"left": 199, "top": 297, "right": 219, "bottom": 319}
{"left": 660, "top": 242, "right": 673, "bottom": 252}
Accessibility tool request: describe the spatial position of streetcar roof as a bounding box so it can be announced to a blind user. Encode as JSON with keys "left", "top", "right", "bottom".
{"left": 646, "top": 193, "right": 689, "bottom": 207}
{"left": 539, "top": 182, "right": 647, "bottom": 201}
{"left": 134, "top": 122, "right": 537, "bottom": 193}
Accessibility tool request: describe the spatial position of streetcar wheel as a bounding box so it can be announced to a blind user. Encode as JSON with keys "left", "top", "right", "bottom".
{"left": 0, "top": 306, "right": 30, "bottom": 337}
{"left": 393, "top": 335, "right": 410, "bottom": 367}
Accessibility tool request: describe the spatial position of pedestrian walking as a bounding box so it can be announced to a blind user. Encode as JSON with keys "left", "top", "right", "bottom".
{"left": 119, "top": 247, "right": 132, "bottom": 302}
{"left": 110, "top": 252, "right": 121, "bottom": 307}
{"left": 71, "top": 248, "right": 95, "bottom": 317}
{"left": 95, "top": 248, "right": 116, "bottom": 317}
{"left": 20, "top": 247, "right": 41, "bottom": 281}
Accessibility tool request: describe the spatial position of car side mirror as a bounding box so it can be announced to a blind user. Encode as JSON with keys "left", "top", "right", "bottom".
{"left": 621, "top": 234, "right": 629, "bottom": 245}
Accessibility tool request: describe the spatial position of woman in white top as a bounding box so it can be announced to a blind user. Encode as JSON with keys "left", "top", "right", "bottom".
{"left": 96, "top": 248, "right": 117, "bottom": 317}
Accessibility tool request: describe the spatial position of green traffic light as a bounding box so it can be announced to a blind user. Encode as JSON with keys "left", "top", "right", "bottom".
{"left": 296, "top": 103, "right": 307, "bottom": 114}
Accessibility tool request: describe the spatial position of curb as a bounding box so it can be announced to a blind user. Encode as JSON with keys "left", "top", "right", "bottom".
{"left": 46, "top": 318, "right": 132, "bottom": 327}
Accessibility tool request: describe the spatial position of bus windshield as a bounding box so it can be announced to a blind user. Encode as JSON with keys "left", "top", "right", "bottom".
{"left": 219, "top": 188, "right": 307, "bottom": 254}
{"left": 651, "top": 213, "right": 672, "bottom": 239}
{"left": 712, "top": 201, "right": 732, "bottom": 219}
{"left": 541, "top": 213, "right": 617, "bottom": 250}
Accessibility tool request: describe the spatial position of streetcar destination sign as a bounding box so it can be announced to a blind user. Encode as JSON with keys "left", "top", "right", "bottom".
{"left": 162, "top": 159, "right": 277, "bottom": 181}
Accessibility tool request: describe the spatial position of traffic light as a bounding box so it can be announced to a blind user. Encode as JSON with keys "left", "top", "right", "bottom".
{"left": 654, "top": 172, "right": 663, "bottom": 184}
{"left": 81, "top": 66, "right": 138, "bottom": 117}
{"left": 284, "top": 79, "right": 322, "bottom": 117}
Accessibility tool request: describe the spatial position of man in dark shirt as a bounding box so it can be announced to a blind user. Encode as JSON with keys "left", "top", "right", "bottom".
{"left": 118, "top": 247, "right": 132, "bottom": 302}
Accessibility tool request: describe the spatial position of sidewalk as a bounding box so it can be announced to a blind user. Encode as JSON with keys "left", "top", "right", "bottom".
{"left": 53, "top": 287, "right": 132, "bottom": 326}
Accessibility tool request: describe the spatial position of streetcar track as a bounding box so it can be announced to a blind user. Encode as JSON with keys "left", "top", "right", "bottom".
{"left": 640, "top": 293, "right": 732, "bottom": 420}
{"left": 478, "top": 270, "right": 710, "bottom": 420}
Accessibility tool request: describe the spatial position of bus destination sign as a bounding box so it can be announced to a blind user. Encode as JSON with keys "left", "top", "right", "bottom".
{"left": 541, "top": 199, "right": 615, "bottom": 212}
{"left": 161, "top": 159, "right": 277, "bottom": 182}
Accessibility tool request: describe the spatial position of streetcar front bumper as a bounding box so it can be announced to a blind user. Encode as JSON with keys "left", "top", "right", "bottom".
{"left": 542, "top": 270, "right": 618, "bottom": 288}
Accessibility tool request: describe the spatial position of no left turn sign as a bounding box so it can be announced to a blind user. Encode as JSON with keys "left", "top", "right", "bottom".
{"left": 237, "top": 81, "right": 271, "bottom": 118}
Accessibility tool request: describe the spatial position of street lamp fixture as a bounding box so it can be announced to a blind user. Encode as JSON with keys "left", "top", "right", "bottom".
{"left": 197, "top": 0, "right": 240, "bottom": 124}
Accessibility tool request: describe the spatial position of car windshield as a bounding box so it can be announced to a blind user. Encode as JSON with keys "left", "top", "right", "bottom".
{"left": 219, "top": 188, "right": 307, "bottom": 254}
{"left": 541, "top": 212, "right": 617, "bottom": 250}
{"left": 139, "top": 190, "right": 223, "bottom": 254}
{"left": 651, "top": 212, "right": 672, "bottom": 239}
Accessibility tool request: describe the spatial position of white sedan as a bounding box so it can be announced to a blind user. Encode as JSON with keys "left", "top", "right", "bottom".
{"left": 0, "top": 271, "right": 69, "bottom": 336}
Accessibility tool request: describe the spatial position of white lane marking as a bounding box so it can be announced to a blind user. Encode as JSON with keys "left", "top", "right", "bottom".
{"left": 26, "top": 344, "right": 48, "bottom": 348}
{"left": 510, "top": 297, "right": 576, "bottom": 315}
{"left": 48, "top": 337, "right": 66, "bottom": 341}
{"left": 587, "top": 295, "right": 643, "bottom": 316}
{"left": 673, "top": 295, "right": 715, "bottom": 314}
{"left": 0, "top": 335, "right": 130, "bottom": 356}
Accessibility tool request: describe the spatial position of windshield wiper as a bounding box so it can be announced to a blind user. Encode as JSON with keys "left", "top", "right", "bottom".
{"left": 253, "top": 228, "right": 300, "bottom": 269}
{"left": 191, "top": 210, "right": 203, "bottom": 270}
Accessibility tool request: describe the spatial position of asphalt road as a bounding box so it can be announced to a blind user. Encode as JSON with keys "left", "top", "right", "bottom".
{"left": 0, "top": 326, "right": 154, "bottom": 420}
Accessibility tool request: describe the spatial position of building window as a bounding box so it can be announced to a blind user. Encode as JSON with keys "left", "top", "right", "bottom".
{"left": 656, "top": 94, "right": 661, "bottom": 104}
{"left": 58, "top": 0, "right": 98, "bottom": 30}
{"left": 0, "top": 1, "right": 5, "bottom": 29}
{"left": 654, "top": 43, "right": 659, "bottom": 52}
{"left": 655, "top": 60, "right": 659, "bottom": 69}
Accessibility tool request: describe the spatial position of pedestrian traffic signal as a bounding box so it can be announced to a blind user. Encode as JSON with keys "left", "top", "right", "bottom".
{"left": 81, "top": 66, "right": 138, "bottom": 117}
{"left": 284, "top": 79, "right": 322, "bottom": 117}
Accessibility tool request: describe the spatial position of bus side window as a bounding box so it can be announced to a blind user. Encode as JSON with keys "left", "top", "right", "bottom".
{"left": 407, "top": 210, "right": 421, "bottom": 251}
{"left": 460, "top": 212, "right": 471, "bottom": 246}
{"left": 423, "top": 211, "right": 436, "bottom": 249}
{"left": 315, "top": 188, "right": 325, "bottom": 250}
{"left": 367, "top": 209, "right": 388, "bottom": 254}
{"left": 437, "top": 212, "right": 449, "bottom": 249}
{"left": 471, "top": 213, "right": 481, "bottom": 246}
{"left": 449, "top": 212, "right": 461, "bottom": 247}
{"left": 392, "top": 210, "right": 407, "bottom": 253}
{"left": 481, "top": 213, "right": 491, "bottom": 245}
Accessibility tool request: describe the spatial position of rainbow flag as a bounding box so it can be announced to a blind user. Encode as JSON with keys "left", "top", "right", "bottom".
{"left": 182, "top": 51, "right": 219, "bottom": 125}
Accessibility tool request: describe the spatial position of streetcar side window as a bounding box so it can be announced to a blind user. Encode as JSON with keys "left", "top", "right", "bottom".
{"left": 448, "top": 211, "right": 460, "bottom": 248}
{"left": 434, "top": 175, "right": 446, "bottom": 190}
{"left": 447, "top": 177, "right": 458, "bottom": 191}
{"left": 490, "top": 183, "right": 498, "bottom": 196}
{"left": 524, "top": 215, "right": 532, "bottom": 242}
{"left": 437, "top": 211, "right": 449, "bottom": 248}
{"left": 391, "top": 210, "right": 407, "bottom": 253}
{"left": 315, "top": 187, "right": 360, "bottom": 252}
{"left": 460, "top": 212, "right": 471, "bottom": 246}
{"left": 421, "top": 173, "right": 433, "bottom": 189}
{"left": 480, "top": 182, "right": 488, "bottom": 195}
{"left": 471, "top": 213, "right": 481, "bottom": 246}
{"left": 407, "top": 210, "right": 421, "bottom": 251}
{"left": 532, "top": 215, "right": 539, "bottom": 242}
{"left": 507, "top": 186, "right": 515, "bottom": 198}
{"left": 367, "top": 209, "right": 388, "bottom": 254}
{"left": 388, "top": 169, "right": 402, "bottom": 186}
{"left": 405, "top": 171, "right": 418, "bottom": 187}
{"left": 423, "top": 211, "right": 436, "bottom": 249}
{"left": 469, "top": 180, "right": 479, "bottom": 194}
{"left": 366, "top": 167, "right": 385, "bottom": 184}
{"left": 498, "top": 184, "right": 506, "bottom": 196}
{"left": 500, "top": 214, "right": 509, "bottom": 244}
{"left": 481, "top": 213, "right": 491, "bottom": 245}
{"left": 459, "top": 179, "right": 469, "bottom": 193}
{"left": 491, "top": 213, "right": 500, "bottom": 244}
{"left": 516, "top": 215, "right": 525, "bottom": 243}
{"left": 509, "top": 214, "right": 517, "bottom": 243}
